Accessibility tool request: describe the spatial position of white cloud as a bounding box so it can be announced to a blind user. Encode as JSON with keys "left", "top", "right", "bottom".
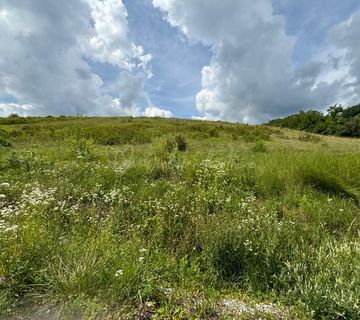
{"left": 0, "top": 103, "right": 34, "bottom": 117}
{"left": 143, "top": 106, "right": 173, "bottom": 118}
{"left": 0, "top": 0, "right": 151, "bottom": 117}
{"left": 153, "top": 0, "right": 358, "bottom": 123}
{"left": 327, "top": 12, "right": 360, "bottom": 105}
{"left": 86, "top": 0, "right": 152, "bottom": 74}
{"left": 2, "top": 0, "right": 359, "bottom": 121}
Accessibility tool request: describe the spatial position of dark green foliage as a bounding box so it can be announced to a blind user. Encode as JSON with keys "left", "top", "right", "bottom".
{"left": 342, "top": 103, "right": 360, "bottom": 118}
{"left": 342, "top": 115, "right": 360, "bottom": 137}
{"left": 301, "top": 169, "right": 358, "bottom": 204}
{"left": 252, "top": 141, "right": 267, "bottom": 153}
{"left": 175, "top": 134, "right": 187, "bottom": 151}
{"left": 269, "top": 103, "right": 360, "bottom": 137}
{"left": 0, "top": 129, "right": 12, "bottom": 147}
{"left": 8, "top": 113, "right": 20, "bottom": 118}
{"left": 208, "top": 127, "right": 220, "bottom": 137}
{"left": 269, "top": 110, "right": 325, "bottom": 132}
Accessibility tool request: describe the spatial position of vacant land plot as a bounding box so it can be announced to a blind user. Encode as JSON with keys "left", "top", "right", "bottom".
{"left": 0, "top": 117, "right": 359, "bottom": 319}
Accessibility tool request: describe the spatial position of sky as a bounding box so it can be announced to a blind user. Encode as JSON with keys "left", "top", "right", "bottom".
{"left": 1, "top": 0, "right": 360, "bottom": 123}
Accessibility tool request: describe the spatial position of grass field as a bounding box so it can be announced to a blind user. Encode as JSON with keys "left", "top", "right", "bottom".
{"left": 0, "top": 116, "right": 359, "bottom": 319}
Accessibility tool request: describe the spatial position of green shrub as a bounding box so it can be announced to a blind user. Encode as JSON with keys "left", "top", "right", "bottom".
{"left": 153, "top": 137, "right": 176, "bottom": 160}
{"left": 151, "top": 137, "right": 180, "bottom": 179}
{"left": 174, "top": 134, "right": 187, "bottom": 152}
{"left": 0, "top": 138, "right": 11, "bottom": 147}
{"left": 208, "top": 127, "right": 220, "bottom": 138}
{"left": 252, "top": 142, "right": 267, "bottom": 153}
{"left": 0, "top": 130, "right": 12, "bottom": 147}
{"left": 71, "top": 137, "right": 95, "bottom": 160}
{"left": 8, "top": 113, "right": 20, "bottom": 118}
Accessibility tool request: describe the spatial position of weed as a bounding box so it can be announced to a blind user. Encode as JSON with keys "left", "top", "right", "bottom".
{"left": 174, "top": 134, "right": 187, "bottom": 152}
{"left": 252, "top": 142, "right": 267, "bottom": 153}
{"left": 0, "top": 116, "right": 359, "bottom": 319}
{"left": 298, "top": 133, "right": 321, "bottom": 143}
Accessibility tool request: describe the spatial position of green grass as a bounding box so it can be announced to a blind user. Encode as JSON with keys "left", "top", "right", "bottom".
{"left": 0, "top": 116, "right": 359, "bottom": 319}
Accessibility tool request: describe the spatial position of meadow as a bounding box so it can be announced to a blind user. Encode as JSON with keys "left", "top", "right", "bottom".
{"left": 0, "top": 116, "right": 359, "bottom": 319}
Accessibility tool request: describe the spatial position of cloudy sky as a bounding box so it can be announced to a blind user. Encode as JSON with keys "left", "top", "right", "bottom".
{"left": 1, "top": 0, "right": 360, "bottom": 123}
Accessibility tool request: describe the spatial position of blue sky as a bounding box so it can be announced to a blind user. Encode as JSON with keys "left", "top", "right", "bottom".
{"left": 273, "top": 0, "right": 360, "bottom": 65}
{"left": 123, "top": 0, "right": 212, "bottom": 118}
{"left": 1, "top": 0, "right": 360, "bottom": 122}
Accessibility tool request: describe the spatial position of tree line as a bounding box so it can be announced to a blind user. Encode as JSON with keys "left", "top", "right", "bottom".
{"left": 268, "top": 103, "right": 360, "bottom": 137}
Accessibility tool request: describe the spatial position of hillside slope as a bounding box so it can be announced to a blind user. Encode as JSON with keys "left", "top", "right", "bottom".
{"left": 0, "top": 117, "right": 359, "bottom": 319}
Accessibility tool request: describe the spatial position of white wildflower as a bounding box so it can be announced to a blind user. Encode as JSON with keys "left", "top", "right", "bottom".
{"left": 115, "top": 269, "right": 123, "bottom": 277}
{"left": 5, "top": 225, "right": 18, "bottom": 233}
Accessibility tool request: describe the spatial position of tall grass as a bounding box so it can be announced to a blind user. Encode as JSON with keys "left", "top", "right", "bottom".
{"left": 0, "top": 116, "right": 359, "bottom": 318}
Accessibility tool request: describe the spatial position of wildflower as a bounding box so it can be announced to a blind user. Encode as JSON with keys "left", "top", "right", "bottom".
{"left": 339, "top": 209, "right": 344, "bottom": 212}
{"left": 0, "top": 277, "right": 5, "bottom": 284}
{"left": 115, "top": 269, "right": 123, "bottom": 277}
{"left": 140, "top": 248, "right": 147, "bottom": 253}
{"left": 164, "top": 287, "right": 175, "bottom": 296}
{"left": 0, "top": 194, "right": 6, "bottom": 199}
{"left": 0, "top": 183, "right": 10, "bottom": 188}
{"left": 139, "top": 256, "right": 144, "bottom": 262}
{"left": 5, "top": 225, "right": 18, "bottom": 232}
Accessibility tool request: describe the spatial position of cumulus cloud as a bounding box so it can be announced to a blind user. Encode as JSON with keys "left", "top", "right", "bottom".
{"left": 87, "top": 0, "right": 152, "bottom": 73}
{"left": 327, "top": 12, "right": 360, "bottom": 105}
{"left": 0, "top": 0, "right": 151, "bottom": 117}
{"left": 0, "top": 103, "right": 34, "bottom": 117}
{"left": 143, "top": 106, "right": 173, "bottom": 118}
{"left": 153, "top": 0, "right": 358, "bottom": 122}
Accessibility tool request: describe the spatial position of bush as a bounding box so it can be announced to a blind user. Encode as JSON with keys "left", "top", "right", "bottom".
{"left": 153, "top": 137, "right": 176, "bottom": 160}
{"left": 208, "top": 127, "right": 220, "bottom": 138}
{"left": 0, "top": 130, "right": 11, "bottom": 147}
{"left": 252, "top": 142, "right": 267, "bottom": 153}
{"left": 69, "top": 131, "right": 95, "bottom": 161}
{"left": 175, "top": 134, "right": 187, "bottom": 152}
{"left": 8, "top": 113, "right": 20, "bottom": 119}
{"left": 151, "top": 137, "right": 180, "bottom": 179}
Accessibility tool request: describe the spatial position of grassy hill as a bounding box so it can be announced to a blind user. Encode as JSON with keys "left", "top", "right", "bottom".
{"left": 0, "top": 116, "right": 359, "bottom": 319}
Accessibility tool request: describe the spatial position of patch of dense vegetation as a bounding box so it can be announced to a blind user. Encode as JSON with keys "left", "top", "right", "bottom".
{"left": 0, "top": 116, "right": 359, "bottom": 319}
{"left": 269, "top": 103, "right": 360, "bottom": 137}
